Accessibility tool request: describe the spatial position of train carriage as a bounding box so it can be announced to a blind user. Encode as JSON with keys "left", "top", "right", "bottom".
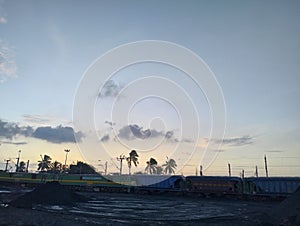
{"left": 185, "top": 176, "right": 243, "bottom": 195}
{"left": 244, "top": 177, "right": 300, "bottom": 195}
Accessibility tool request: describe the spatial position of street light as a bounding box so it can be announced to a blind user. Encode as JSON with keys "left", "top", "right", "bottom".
{"left": 64, "top": 149, "right": 70, "bottom": 169}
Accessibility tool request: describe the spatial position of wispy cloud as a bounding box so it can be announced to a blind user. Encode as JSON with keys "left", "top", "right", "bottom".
{"left": 213, "top": 135, "right": 254, "bottom": 147}
{"left": 266, "top": 150, "right": 284, "bottom": 153}
{"left": 22, "top": 114, "right": 71, "bottom": 127}
{"left": 0, "top": 1, "right": 7, "bottom": 24}
{"left": 0, "top": 40, "right": 17, "bottom": 83}
{"left": 0, "top": 16, "right": 6, "bottom": 24}
{"left": 2, "top": 141, "right": 27, "bottom": 145}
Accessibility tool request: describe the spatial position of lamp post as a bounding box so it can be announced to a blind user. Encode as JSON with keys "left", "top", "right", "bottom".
{"left": 64, "top": 149, "right": 70, "bottom": 169}
{"left": 16, "top": 150, "right": 21, "bottom": 172}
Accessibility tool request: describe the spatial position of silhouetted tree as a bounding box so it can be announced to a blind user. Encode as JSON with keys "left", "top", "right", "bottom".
{"left": 49, "top": 161, "right": 63, "bottom": 173}
{"left": 38, "top": 155, "right": 52, "bottom": 171}
{"left": 162, "top": 158, "right": 177, "bottom": 174}
{"left": 145, "top": 158, "right": 158, "bottom": 174}
{"left": 69, "top": 161, "right": 96, "bottom": 174}
{"left": 127, "top": 150, "right": 139, "bottom": 175}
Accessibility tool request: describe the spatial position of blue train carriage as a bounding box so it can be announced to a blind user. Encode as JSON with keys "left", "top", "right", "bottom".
{"left": 244, "top": 177, "right": 300, "bottom": 195}
{"left": 133, "top": 175, "right": 185, "bottom": 194}
{"left": 185, "top": 176, "right": 243, "bottom": 196}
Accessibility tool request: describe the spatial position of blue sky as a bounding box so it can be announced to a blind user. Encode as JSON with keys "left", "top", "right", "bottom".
{"left": 0, "top": 0, "right": 299, "bottom": 176}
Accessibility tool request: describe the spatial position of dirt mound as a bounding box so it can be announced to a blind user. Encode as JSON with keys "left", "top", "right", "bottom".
{"left": 267, "top": 187, "right": 300, "bottom": 225}
{"left": 10, "top": 181, "right": 87, "bottom": 208}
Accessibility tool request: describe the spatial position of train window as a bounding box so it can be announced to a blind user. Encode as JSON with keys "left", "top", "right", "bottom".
{"left": 31, "top": 174, "right": 37, "bottom": 179}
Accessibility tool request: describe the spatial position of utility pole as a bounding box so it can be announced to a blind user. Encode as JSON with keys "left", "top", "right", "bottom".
{"left": 241, "top": 169, "right": 245, "bottom": 179}
{"left": 104, "top": 161, "right": 107, "bottom": 175}
{"left": 15, "top": 150, "right": 21, "bottom": 172}
{"left": 228, "top": 162, "right": 231, "bottom": 177}
{"left": 26, "top": 160, "right": 30, "bottom": 172}
{"left": 200, "top": 165, "right": 203, "bottom": 176}
{"left": 98, "top": 160, "right": 108, "bottom": 175}
{"left": 195, "top": 167, "right": 198, "bottom": 176}
{"left": 4, "top": 159, "right": 10, "bottom": 172}
{"left": 117, "top": 154, "right": 126, "bottom": 175}
{"left": 264, "top": 155, "right": 268, "bottom": 177}
{"left": 255, "top": 165, "right": 258, "bottom": 177}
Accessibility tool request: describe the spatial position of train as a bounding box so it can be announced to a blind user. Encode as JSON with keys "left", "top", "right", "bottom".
{"left": 0, "top": 171, "right": 299, "bottom": 198}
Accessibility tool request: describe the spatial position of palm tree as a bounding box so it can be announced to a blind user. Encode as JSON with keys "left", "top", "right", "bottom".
{"left": 145, "top": 158, "right": 158, "bottom": 174}
{"left": 127, "top": 150, "right": 139, "bottom": 175}
{"left": 38, "top": 154, "right": 52, "bottom": 172}
{"left": 162, "top": 158, "right": 177, "bottom": 174}
{"left": 50, "top": 161, "right": 62, "bottom": 173}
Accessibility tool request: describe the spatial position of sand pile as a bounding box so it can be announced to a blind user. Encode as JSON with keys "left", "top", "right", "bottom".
{"left": 267, "top": 187, "right": 300, "bottom": 225}
{"left": 10, "top": 181, "right": 87, "bottom": 208}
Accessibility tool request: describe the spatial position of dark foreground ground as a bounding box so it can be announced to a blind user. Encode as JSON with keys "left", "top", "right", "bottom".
{"left": 0, "top": 187, "right": 299, "bottom": 226}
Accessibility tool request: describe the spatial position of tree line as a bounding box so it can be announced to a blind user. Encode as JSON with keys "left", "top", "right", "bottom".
{"left": 37, "top": 149, "right": 177, "bottom": 175}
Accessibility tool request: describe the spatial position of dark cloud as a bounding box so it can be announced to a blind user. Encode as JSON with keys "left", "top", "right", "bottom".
{"left": 99, "top": 80, "right": 123, "bottom": 98}
{"left": 165, "top": 131, "right": 174, "bottom": 139}
{"left": 0, "top": 119, "right": 33, "bottom": 139}
{"left": 214, "top": 135, "right": 254, "bottom": 146}
{"left": 117, "top": 124, "right": 163, "bottom": 140}
{"left": 104, "top": 120, "right": 115, "bottom": 127}
{"left": 115, "top": 124, "right": 191, "bottom": 143}
{"left": 0, "top": 119, "right": 83, "bottom": 144}
{"left": 100, "top": 134, "right": 110, "bottom": 142}
{"left": 32, "top": 125, "right": 83, "bottom": 143}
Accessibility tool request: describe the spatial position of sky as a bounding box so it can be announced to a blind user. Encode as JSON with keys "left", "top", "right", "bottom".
{"left": 0, "top": 0, "right": 299, "bottom": 176}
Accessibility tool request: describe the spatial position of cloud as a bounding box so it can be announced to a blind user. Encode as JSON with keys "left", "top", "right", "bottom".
{"left": 214, "top": 135, "right": 254, "bottom": 146}
{"left": 22, "top": 114, "right": 71, "bottom": 126}
{"left": 0, "top": 119, "right": 33, "bottom": 139}
{"left": 266, "top": 150, "right": 284, "bottom": 153}
{"left": 117, "top": 124, "right": 163, "bottom": 140}
{"left": 104, "top": 120, "right": 116, "bottom": 127}
{"left": 0, "top": 119, "right": 83, "bottom": 144}
{"left": 0, "top": 16, "right": 6, "bottom": 24}
{"left": 115, "top": 124, "right": 192, "bottom": 143}
{"left": 100, "top": 134, "right": 110, "bottom": 142}
{"left": 0, "top": 40, "right": 17, "bottom": 83}
{"left": 2, "top": 141, "right": 27, "bottom": 145}
{"left": 99, "top": 80, "right": 123, "bottom": 98}
{"left": 32, "top": 125, "right": 83, "bottom": 144}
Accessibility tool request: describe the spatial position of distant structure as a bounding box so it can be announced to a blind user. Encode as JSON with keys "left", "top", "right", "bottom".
{"left": 15, "top": 150, "right": 21, "bottom": 172}
{"left": 264, "top": 155, "right": 269, "bottom": 177}
{"left": 117, "top": 154, "right": 126, "bottom": 175}
{"left": 255, "top": 165, "right": 258, "bottom": 177}
{"left": 228, "top": 163, "right": 231, "bottom": 177}
{"left": 199, "top": 165, "right": 203, "bottom": 176}
{"left": 64, "top": 149, "right": 70, "bottom": 168}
